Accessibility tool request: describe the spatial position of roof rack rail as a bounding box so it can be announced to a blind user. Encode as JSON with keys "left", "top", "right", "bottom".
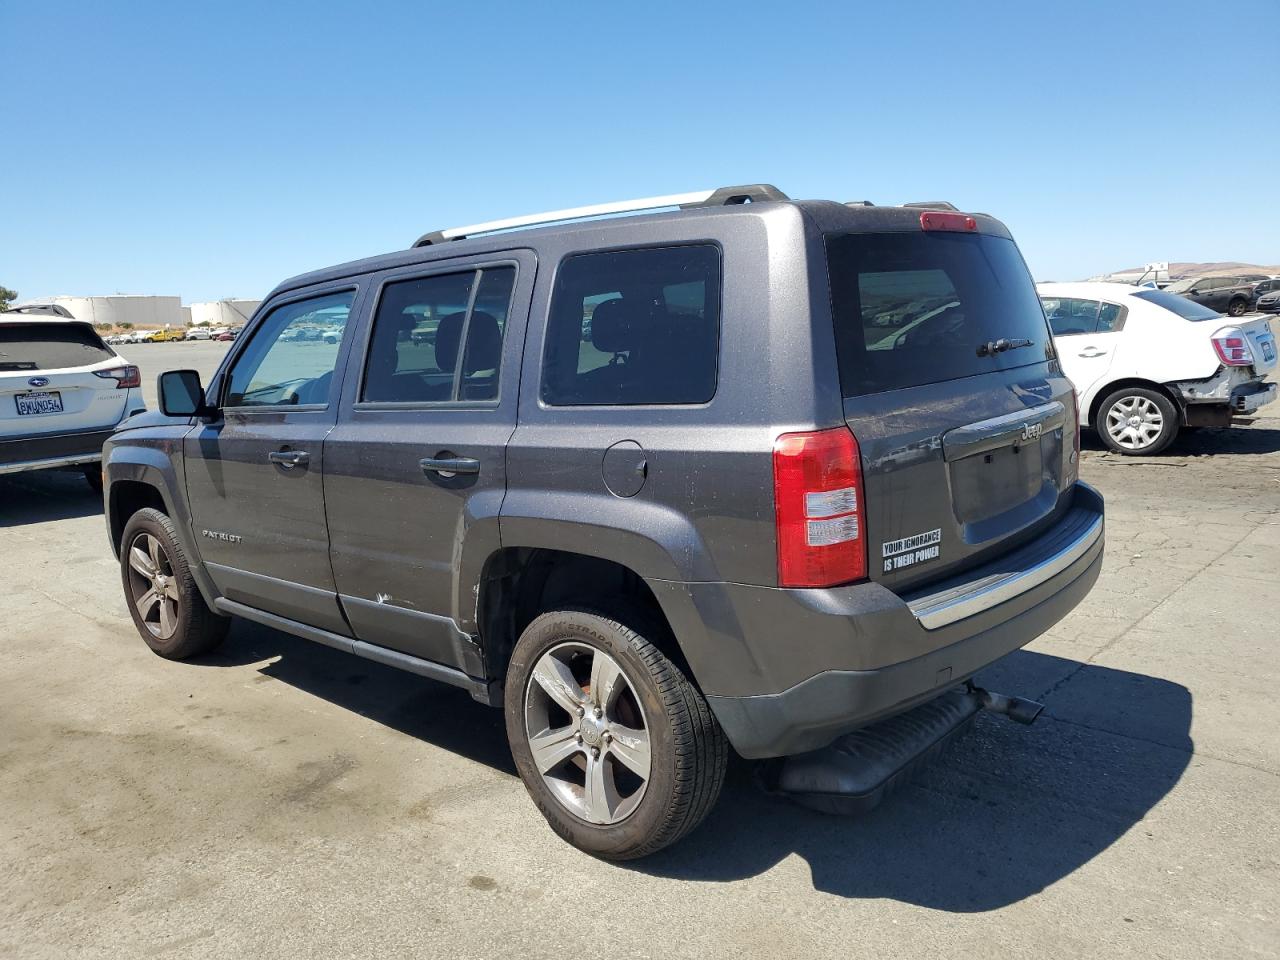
{"left": 901, "top": 201, "right": 959, "bottom": 211}
{"left": 411, "top": 183, "right": 788, "bottom": 247}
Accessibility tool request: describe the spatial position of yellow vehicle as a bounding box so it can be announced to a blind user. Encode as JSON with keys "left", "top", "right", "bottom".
{"left": 146, "top": 327, "right": 186, "bottom": 342}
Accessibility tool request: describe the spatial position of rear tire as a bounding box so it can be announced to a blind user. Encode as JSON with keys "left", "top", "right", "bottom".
{"left": 83, "top": 465, "right": 103, "bottom": 495}
{"left": 1227, "top": 298, "right": 1248, "bottom": 317}
{"left": 505, "top": 609, "right": 727, "bottom": 860}
{"left": 1094, "top": 386, "right": 1179, "bottom": 455}
{"left": 120, "top": 508, "right": 229, "bottom": 659}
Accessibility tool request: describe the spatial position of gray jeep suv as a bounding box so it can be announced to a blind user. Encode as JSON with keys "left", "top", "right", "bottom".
{"left": 104, "top": 185, "right": 1104, "bottom": 859}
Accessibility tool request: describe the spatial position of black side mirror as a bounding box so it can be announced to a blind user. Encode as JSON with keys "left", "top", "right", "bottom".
{"left": 158, "top": 369, "right": 212, "bottom": 418}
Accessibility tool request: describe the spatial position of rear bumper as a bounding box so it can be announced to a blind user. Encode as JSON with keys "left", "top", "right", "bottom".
{"left": 0, "top": 427, "right": 118, "bottom": 475}
{"left": 654, "top": 483, "right": 1104, "bottom": 759}
{"left": 1234, "top": 380, "right": 1276, "bottom": 414}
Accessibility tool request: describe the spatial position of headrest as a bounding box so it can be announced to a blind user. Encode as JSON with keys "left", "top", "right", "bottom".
{"left": 590, "top": 297, "right": 643, "bottom": 353}
{"left": 435, "top": 312, "right": 466, "bottom": 371}
{"left": 436, "top": 311, "right": 502, "bottom": 374}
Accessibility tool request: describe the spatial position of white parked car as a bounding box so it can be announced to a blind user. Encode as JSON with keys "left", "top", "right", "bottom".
{"left": 1038, "top": 282, "right": 1277, "bottom": 454}
{"left": 186, "top": 327, "right": 213, "bottom": 340}
{"left": 0, "top": 316, "right": 146, "bottom": 491}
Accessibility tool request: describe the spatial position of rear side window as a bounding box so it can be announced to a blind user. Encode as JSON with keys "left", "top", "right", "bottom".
{"left": 0, "top": 323, "right": 115, "bottom": 371}
{"left": 542, "top": 244, "right": 721, "bottom": 405}
{"left": 827, "top": 232, "right": 1052, "bottom": 397}
{"left": 1131, "top": 289, "right": 1221, "bottom": 321}
{"left": 362, "top": 266, "right": 515, "bottom": 403}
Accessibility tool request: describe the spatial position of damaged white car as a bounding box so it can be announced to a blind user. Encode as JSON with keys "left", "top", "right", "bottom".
{"left": 1038, "top": 282, "right": 1277, "bottom": 454}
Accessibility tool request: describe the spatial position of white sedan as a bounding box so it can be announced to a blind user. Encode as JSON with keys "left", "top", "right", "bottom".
{"left": 0, "top": 316, "right": 146, "bottom": 491}
{"left": 1038, "top": 282, "right": 1277, "bottom": 454}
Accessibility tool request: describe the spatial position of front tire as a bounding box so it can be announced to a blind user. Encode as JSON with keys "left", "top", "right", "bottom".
{"left": 120, "top": 508, "right": 228, "bottom": 659}
{"left": 1095, "top": 386, "right": 1179, "bottom": 455}
{"left": 505, "top": 609, "right": 727, "bottom": 860}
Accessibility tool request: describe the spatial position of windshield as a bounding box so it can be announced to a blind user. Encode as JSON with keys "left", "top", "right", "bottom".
{"left": 826, "top": 231, "right": 1053, "bottom": 397}
{"left": 1132, "top": 289, "right": 1222, "bottom": 322}
{"left": 0, "top": 323, "right": 116, "bottom": 371}
{"left": 1164, "top": 279, "right": 1196, "bottom": 293}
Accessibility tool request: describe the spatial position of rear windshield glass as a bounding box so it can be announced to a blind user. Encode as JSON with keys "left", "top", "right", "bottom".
{"left": 0, "top": 323, "right": 116, "bottom": 371}
{"left": 1131, "top": 289, "right": 1222, "bottom": 322}
{"left": 826, "top": 232, "right": 1052, "bottom": 397}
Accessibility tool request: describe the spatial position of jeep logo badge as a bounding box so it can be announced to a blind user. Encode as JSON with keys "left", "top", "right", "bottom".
{"left": 1021, "top": 422, "right": 1042, "bottom": 442}
{"left": 27, "top": 376, "right": 49, "bottom": 387}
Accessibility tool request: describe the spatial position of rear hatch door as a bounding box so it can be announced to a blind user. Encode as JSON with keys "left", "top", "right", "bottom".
{"left": 826, "top": 226, "right": 1075, "bottom": 593}
{"left": 0, "top": 322, "right": 129, "bottom": 438}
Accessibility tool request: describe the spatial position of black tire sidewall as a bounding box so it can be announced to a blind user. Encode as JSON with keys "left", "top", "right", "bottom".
{"left": 119, "top": 508, "right": 203, "bottom": 658}
{"left": 504, "top": 610, "right": 682, "bottom": 859}
{"left": 1095, "top": 386, "right": 1179, "bottom": 455}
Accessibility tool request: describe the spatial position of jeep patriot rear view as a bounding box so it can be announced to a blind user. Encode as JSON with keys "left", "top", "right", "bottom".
{"left": 105, "top": 185, "right": 1104, "bottom": 859}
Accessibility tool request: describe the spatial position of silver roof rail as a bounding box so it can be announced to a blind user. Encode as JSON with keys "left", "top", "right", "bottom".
{"left": 412, "top": 184, "right": 788, "bottom": 247}
{"left": 902, "top": 201, "right": 959, "bottom": 211}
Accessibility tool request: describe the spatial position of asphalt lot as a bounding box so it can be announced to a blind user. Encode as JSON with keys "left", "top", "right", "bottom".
{"left": 2, "top": 338, "right": 1279, "bottom": 958}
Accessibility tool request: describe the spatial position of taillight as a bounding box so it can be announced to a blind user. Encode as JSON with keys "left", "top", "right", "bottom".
{"left": 919, "top": 211, "right": 977, "bottom": 232}
{"left": 1211, "top": 328, "right": 1254, "bottom": 367}
{"left": 94, "top": 365, "right": 141, "bottom": 388}
{"left": 773, "top": 427, "right": 867, "bottom": 588}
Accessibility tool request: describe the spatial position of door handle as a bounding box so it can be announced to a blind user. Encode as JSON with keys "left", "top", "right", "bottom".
{"left": 268, "top": 450, "right": 309, "bottom": 469}
{"left": 420, "top": 456, "right": 480, "bottom": 478}
{"left": 1077, "top": 348, "right": 1108, "bottom": 358}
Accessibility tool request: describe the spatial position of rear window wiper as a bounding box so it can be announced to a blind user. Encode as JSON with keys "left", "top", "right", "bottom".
{"left": 976, "top": 337, "right": 1034, "bottom": 357}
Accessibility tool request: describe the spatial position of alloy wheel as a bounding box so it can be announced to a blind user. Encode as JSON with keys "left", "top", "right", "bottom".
{"left": 1105, "top": 395, "right": 1164, "bottom": 451}
{"left": 523, "top": 641, "right": 652, "bottom": 825}
{"left": 126, "top": 532, "right": 180, "bottom": 639}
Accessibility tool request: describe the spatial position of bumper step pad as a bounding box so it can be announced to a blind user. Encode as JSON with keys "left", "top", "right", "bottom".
{"left": 768, "top": 687, "right": 984, "bottom": 815}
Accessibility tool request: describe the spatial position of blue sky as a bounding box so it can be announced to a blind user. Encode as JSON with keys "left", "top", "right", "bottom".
{"left": 2, "top": 0, "right": 1276, "bottom": 303}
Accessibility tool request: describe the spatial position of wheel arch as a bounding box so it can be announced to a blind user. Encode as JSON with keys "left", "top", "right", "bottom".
{"left": 476, "top": 547, "right": 698, "bottom": 695}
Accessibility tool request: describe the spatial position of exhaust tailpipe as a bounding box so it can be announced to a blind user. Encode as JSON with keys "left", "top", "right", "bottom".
{"left": 969, "top": 684, "right": 1044, "bottom": 725}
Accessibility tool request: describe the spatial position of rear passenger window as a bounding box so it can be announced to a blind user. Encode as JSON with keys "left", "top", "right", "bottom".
{"left": 542, "top": 245, "right": 720, "bottom": 405}
{"left": 362, "top": 266, "right": 514, "bottom": 403}
{"left": 1042, "top": 298, "right": 1100, "bottom": 336}
{"left": 1096, "top": 302, "right": 1125, "bottom": 332}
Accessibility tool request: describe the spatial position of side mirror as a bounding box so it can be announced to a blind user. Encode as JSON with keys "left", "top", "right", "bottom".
{"left": 158, "top": 369, "right": 212, "bottom": 418}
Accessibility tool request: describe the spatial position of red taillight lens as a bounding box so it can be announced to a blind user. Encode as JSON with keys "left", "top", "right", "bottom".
{"left": 94, "top": 365, "right": 141, "bottom": 388}
{"left": 1211, "top": 329, "right": 1254, "bottom": 366}
{"left": 919, "top": 211, "right": 977, "bottom": 232}
{"left": 773, "top": 427, "right": 867, "bottom": 588}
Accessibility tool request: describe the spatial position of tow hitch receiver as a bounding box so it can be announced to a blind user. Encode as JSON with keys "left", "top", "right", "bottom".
{"left": 769, "top": 684, "right": 1044, "bottom": 815}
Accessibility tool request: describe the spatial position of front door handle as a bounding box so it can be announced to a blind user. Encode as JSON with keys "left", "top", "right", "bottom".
{"left": 268, "top": 450, "right": 309, "bottom": 469}
{"left": 420, "top": 456, "right": 480, "bottom": 478}
{"left": 1077, "top": 348, "right": 1108, "bottom": 358}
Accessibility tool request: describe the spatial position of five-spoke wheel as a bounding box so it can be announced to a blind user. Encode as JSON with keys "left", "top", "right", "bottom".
{"left": 506, "top": 609, "right": 727, "bottom": 860}
{"left": 524, "top": 641, "right": 652, "bottom": 825}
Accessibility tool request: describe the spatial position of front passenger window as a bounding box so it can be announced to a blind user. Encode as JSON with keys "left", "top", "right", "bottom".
{"left": 224, "top": 291, "right": 354, "bottom": 407}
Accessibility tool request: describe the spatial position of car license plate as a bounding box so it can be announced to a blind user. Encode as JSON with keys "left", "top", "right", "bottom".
{"left": 15, "top": 391, "right": 64, "bottom": 415}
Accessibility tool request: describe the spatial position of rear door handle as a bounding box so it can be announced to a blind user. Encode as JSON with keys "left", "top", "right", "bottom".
{"left": 420, "top": 456, "right": 480, "bottom": 477}
{"left": 1077, "top": 348, "right": 1108, "bottom": 358}
{"left": 268, "top": 450, "right": 309, "bottom": 468}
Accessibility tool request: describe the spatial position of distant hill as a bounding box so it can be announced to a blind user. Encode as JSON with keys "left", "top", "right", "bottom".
{"left": 1115, "top": 262, "right": 1280, "bottom": 279}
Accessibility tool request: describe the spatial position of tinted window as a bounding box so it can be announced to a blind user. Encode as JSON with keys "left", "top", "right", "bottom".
{"left": 0, "top": 322, "right": 116, "bottom": 371}
{"left": 225, "top": 291, "right": 353, "bottom": 407}
{"left": 1132, "top": 289, "right": 1223, "bottom": 322}
{"left": 543, "top": 245, "right": 720, "bottom": 405}
{"left": 1097, "top": 302, "right": 1125, "bottom": 332}
{"left": 362, "top": 266, "right": 514, "bottom": 404}
{"left": 1042, "top": 297, "right": 1100, "bottom": 336}
{"left": 827, "top": 232, "right": 1052, "bottom": 397}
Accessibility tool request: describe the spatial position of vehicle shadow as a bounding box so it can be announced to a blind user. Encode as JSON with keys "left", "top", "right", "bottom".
{"left": 197, "top": 618, "right": 516, "bottom": 775}
{"left": 1081, "top": 424, "right": 1280, "bottom": 456}
{"left": 631, "top": 651, "right": 1192, "bottom": 911}
{"left": 0, "top": 471, "right": 104, "bottom": 527}
{"left": 201, "top": 621, "right": 1190, "bottom": 911}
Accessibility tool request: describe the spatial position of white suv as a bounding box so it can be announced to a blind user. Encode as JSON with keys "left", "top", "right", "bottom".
{"left": 1038, "top": 282, "right": 1277, "bottom": 454}
{"left": 0, "top": 316, "right": 146, "bottom": 490}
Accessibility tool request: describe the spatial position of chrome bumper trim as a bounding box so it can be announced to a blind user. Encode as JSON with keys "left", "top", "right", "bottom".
{"left": 0, "top": 451, "right": 102, "bottom": 475}
{"left": 908, "top": 486, "right": 1104, "bottom": 630}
